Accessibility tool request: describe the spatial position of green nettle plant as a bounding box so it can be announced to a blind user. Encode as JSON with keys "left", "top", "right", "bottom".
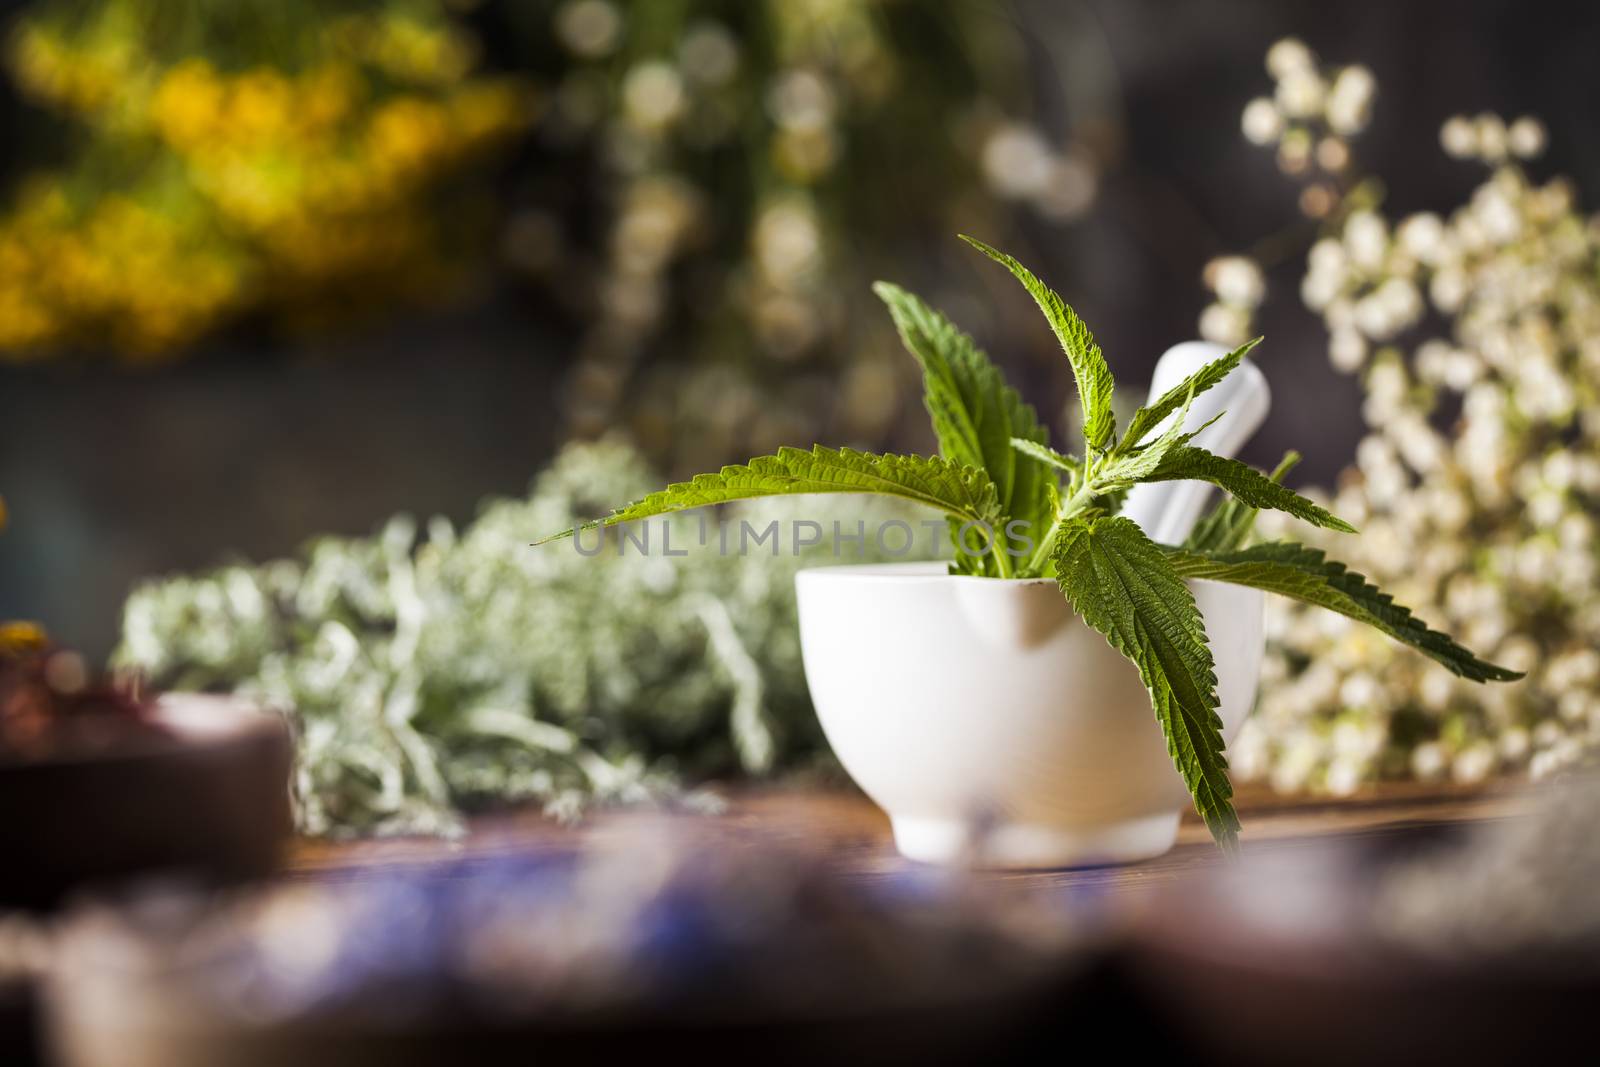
{"left": 541, "top": 237, "right": 1521, "bottom": 849}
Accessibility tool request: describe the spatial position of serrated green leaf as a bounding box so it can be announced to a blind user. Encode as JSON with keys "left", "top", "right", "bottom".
{"left": 1054, "top": 515, "right": 1239, "bottom": 849}
{"left": 1009, "top": 437, "right": 1080, "bottom": 476}
{"left": 874, "top": 282, "right": 1055, "bottom": 539}
{"left": 1163, "top": 542, "right": 1524, "bottom": 683}
{"left": 1147, "top": 446, "right": 1355, "bottom": 533}
{"left": 534, "top": 446, "right": 1000, "bottom": 543}
{"left": 960, "top": 235, "right": 1117, "bottom": 453}
{"left": 1097, "top": 386, "right": 1203, "bottom": 489}
{"left": 1120, "top": 338, "right": 1261, "bottom": 451}
{"left": 1185, "top": 451, "right": 1301, "bottom": 553}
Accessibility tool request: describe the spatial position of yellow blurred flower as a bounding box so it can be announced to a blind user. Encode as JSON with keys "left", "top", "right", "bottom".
{"left": 0, "top": 622, "right": 49, "bottom": 657}
{"left": 228, "top": 68, "right": 294, "bottom": 141}
{"left": 0, "top": 1, "right": 531, "bottom": 359}
{"left": 0, "top": 500, "right": 46, "bottom": 653}
{"left": 367, "top": 97, "right": 452, "bottom": 180}
{"left": 151, "top": 58, "right": 224, "bottom": 148}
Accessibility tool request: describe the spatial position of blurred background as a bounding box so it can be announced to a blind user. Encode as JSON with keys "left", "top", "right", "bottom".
{"left": 1, "top": 0, "right": 1596, "bottom": 659}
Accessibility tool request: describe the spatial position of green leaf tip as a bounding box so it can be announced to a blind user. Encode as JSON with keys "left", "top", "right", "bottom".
{"left": 1120, "top": 337, "right": 1263, "bottom": 451}
{"left": 1009, "top": 437, "right": 1080, "bottom": 475}
{"left": 959, "top": 234, "right": 1118, "bottom": 454}
{"left": 533, "top": 444, "right": 1002, "bottom": 548}
{"left": 531, "top": 525, "right": 589, "bottom": 546}
{"left": 1164, "top": 541, "right": 1524, "bottom": 683}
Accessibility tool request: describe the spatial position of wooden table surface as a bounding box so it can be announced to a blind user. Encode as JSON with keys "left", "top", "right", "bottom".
{"left": 289, "top": 780, "right": 1530, "bottom": 897}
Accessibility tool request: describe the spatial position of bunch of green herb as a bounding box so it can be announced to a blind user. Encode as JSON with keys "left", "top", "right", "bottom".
{"left": 542, "top": 237, "right": 1521, "bottom": 849}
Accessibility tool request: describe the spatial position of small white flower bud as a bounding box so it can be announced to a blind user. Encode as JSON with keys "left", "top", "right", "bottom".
{"left": 1329, "top": 327, "right": 1367, "bottom": 371}
{"left": 1507, "top": 115, "right": 1547, "bottom": 159}
{"left": 1411, "top": 741, "right": 1448, "bottom": 780}
{"left": 1241, "top": 97, "right": 1284, "bottom": 145}
{"left": 1300, "top": 269, "right": 1342, "bottom": 311}
{"left": 1276, "top": 69, "right": 1326, "bottom": 119}
{"left": 1396, "top": 212, "right": 1446, "bottom": 262}
{"left": 1343, "top": 210, "right": 1389, "bottom": 271}
{"left": 1440, "top": 115, "right": 1476, "bottom": 158}
{"left": 981, "top": 123, "right": 1056, "bottom": 199}
{"left": 1452, "top": 743, "right": 1495, "bottom": 784}
{"left": 1198, "top": 302, "right": 1250, "bottom": 346}
{"left": 1308, "top": 237, "right": 1347, "bottom": 275}
{"left": 1207, "top": 255, "right": 1266, "bottom": 306}
{"left": 1266, "top": 38, "right": 1316, "bottom": 79}
{"left": 1474, "top": 113, "right": 1508, "bottom": 160}
{"left": 1430, "top": 268, "right": 1468, "bottom": 313}
{"left": 1326, "top": 65, "right": 1375, "bottom": 134}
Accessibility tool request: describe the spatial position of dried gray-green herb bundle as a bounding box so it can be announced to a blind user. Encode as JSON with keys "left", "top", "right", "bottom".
{"left": 115, "top": 440, "right": 926, "bottom": 837}
{"left": 1374, "top": 773, "right": 1600, "bottom": 956}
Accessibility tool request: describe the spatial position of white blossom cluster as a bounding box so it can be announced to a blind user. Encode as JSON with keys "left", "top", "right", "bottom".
{"left": 1200, "top": 40, "right": 1378, "bottom": 346}
{"left": 1215, "top": 41, "right": 1600, "bottom": 794}
{"left": 115, "top": 441, "right": 921, "bottom": 836}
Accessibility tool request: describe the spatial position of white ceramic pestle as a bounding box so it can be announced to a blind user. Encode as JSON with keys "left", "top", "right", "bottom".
{"left": 1120, "top": 340, "right": 1271, "bottom": 545}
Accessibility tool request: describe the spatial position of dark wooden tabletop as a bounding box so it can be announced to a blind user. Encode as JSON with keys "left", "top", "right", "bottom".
{"left": 288, "top": 780, "right": 1529, "bottom": 898}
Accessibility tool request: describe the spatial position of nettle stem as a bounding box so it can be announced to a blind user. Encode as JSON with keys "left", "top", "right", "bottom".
{"left": 989, "top": 538, "right": 1016, "bottom": 579}
{"left": 1024, "top": 461, "right": 1102, "bottom": 575}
